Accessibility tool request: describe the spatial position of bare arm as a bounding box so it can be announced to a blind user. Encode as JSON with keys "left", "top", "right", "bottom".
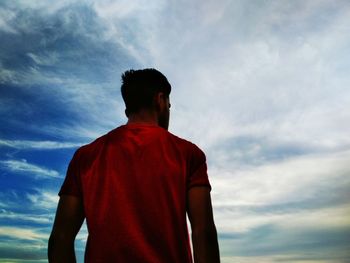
{"left": 48, "top": 195, "right": 85, "bottom": 263}
{"left": 187, "top": 187, "right": 220, "bottom": 263}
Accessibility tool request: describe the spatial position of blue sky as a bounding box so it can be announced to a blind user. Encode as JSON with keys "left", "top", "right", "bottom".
{"left": 0, "top": 0, "right": 350, "bottom": 262}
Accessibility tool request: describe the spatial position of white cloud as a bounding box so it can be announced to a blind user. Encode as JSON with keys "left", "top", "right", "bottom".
{"left": 0, "top": 202, "right": 8, "bottom": 208}
{"left": 94, "top": 0, "right": 152, "bottom": 19}
{"left": 0, "top": 227, "right": 47, "bottom": 241}
{"left": 217, "top": 149, "right": 349, "bottom": 203}
{"left": 93, "top": 0, "right": 165, "bottom": 64}
{"left": 3, "top": 0, "right": 81, "bottom": 15}
{"left": 0, "top": 61, "right": 17, "bottom": 84}
{"left": 1, "top": 1, "right": 350, "bottom": 261}
{"left": 210, "top": 150, "right": 350, "bottom": 233}
{"left": 26, "top": 191, "right": 59, "bottom": 210}
{"left": 27, "top": 52, "right": 60, "bottom": 66}
{"left": 0, "top": 139, "right": 81, "bottom": 149}
{"left": 2, "top": 0, "right": 349, "bottom": 149}
{"left": 120, "top": 0, "right": 350, "bottom": 157}
{"left": 221, "top": 256, "right": 336, "bottom": 263}
{"left": 0, "top": 209, "right": 51, "bottom": 224}
{"left": 0, "top": 7, "right": 17, "bottom": 34}
{"left": 215, "top": 202, "right": 350, "bottom": 234}
{"left": 0, "top": 159, "right": 61, "bottom": 179}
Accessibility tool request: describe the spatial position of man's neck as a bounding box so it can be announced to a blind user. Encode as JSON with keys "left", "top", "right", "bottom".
{"left": 126, "top": 110, "right": 159, "bottom": 126}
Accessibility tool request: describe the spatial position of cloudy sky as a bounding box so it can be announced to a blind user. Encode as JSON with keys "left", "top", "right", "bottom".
{"left": 1, "top": 0, "right": 350, "bottom": 262}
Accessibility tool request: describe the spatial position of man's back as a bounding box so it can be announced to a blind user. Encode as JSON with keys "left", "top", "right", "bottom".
{"left": 59, "top": 123, "right": 211, "bottom": 262}
{"left": 49, "top": 68, "right": 219, "bottom": 263}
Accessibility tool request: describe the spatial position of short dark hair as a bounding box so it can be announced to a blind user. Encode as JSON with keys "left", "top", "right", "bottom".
{"left": 121, "top": 68, "right": 171, "bottom": 116}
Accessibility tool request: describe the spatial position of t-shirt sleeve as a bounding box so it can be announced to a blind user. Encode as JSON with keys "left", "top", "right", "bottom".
{"left": 187, "top": 144, "right": 211, "bottom": 191}
{"left": 58, "top": 148, "right": 83, "bottom": 197}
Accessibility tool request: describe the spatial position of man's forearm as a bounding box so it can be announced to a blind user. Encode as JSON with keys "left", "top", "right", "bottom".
{"left": 48, "top": 235, "right": 76, "bottom": 263}
{"left": 192, "top": 225, "right": 220, "bottom": 263}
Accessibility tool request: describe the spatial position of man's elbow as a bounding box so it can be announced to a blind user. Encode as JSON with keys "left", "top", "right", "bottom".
{"left": 48, "top": 232, "right": 74, "bottom": 253}
{"left": 49, "top": 231, "right": 75, "bottom": 243}
{"left": 48, "top": 232, "right": 76, "bottom": 262}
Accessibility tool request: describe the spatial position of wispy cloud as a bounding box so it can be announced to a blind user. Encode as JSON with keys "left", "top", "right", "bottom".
{"left": 26, "top": 191, "right": 59, "bottom": 210}
{"left": 0, "top": 209, "right": 51, "bottom": 224}
{"left": 210, "top": 150, "right": 350, "bottom": 209}
{"left": 124, "top": 0, "right": 350, "bottom": 154}
{"left": 1, "top": 0, "right": 350, "bottom": 262}
{"left": 0, "top": 139, "right": 81, "bottom": 150}
{"left": 0, "top": 6, "right": 17, "bottom": 34}
{"left": 219, "top": 222, "right": 350, "bottom": 260}
{"left": 221, "top": 256, "right": 346, "bottom": 263}
{"left": 0, "top": 0, "right": 134, "bottom": 140}
{"left": 0, "top": 190, "right": 58, "bottom": 224}
{"left": 0, "top": 159, "right": 61, "bottom": 179}
{"left": 0, "top": 227, "right": 47, "bottom": 241}
{"left": 0, "top": 226, "right": 48, "bottom": 261}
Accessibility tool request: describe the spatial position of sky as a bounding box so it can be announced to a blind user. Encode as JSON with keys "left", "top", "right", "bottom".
{"left": 0, "top": 0, "right": 349, "bottom": 262}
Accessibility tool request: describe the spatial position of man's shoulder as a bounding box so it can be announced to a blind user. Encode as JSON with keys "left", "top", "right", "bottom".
{"left": 166, "top": 130, "right": 205, "bottom": 156}
{"left": 73, "top": 129, "right": 113, "bottom": 157}
{"left": 75, "top": 126, "right": 205, "bottom": 157}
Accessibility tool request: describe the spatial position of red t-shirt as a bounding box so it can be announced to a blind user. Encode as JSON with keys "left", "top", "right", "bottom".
{"left": 59, "top": 123, "right": 211, "bottom": 263}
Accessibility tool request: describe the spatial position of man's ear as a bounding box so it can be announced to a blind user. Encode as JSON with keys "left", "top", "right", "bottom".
{"left": 154, "top": 92, "right": 165, "bottom": 111}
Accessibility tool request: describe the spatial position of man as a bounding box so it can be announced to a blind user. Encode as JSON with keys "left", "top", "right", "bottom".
{"left": 48, "top": 68, "right": 220, "bottom": 263}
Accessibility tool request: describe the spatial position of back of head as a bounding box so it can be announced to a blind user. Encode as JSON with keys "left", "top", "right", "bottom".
{"left": 121, "top": 68, "right": 171, "bottom": 117}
